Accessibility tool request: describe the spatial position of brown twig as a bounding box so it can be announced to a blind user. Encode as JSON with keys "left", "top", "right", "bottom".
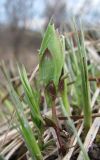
{"left": 89, "top": 76, "right": 100, "bottom": 87}
{"left": 52, "top": 101, "right": 66, "bottom": 156}
{"left": 58, "top": 113, "right": 100, "bottom": 121}
{"left": 89, "top": 76, "right": 100, "bottom": 82}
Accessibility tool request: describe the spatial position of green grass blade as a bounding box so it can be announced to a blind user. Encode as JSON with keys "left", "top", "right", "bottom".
{"left": 18, "top": 65, "right": 44, "bottom": 129}
{"left": 2, "top": 64, "right": 43, "bottom": 160}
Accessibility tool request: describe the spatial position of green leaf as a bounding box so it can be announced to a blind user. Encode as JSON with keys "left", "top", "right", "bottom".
{"left": 39, "top": 24, "right": 65, "bottom": 88}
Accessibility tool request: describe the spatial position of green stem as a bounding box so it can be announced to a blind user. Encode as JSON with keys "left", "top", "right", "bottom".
{"left": 83, "top": 102, "right": 92, "bottom": 132}
{"left": 61, "top": 79, "right": 71, "bottom": 115}
{"left": 82, "top": 58, "right": 92, "bottom": 132}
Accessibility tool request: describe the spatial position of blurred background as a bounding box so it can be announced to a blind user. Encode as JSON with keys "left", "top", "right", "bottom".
{"left": 0, "top": 0, "right": 100, "bottom": 70}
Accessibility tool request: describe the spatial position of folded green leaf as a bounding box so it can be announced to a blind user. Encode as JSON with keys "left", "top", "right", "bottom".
{"left": 39, "top": 24, "right": 64, "bottom": 89}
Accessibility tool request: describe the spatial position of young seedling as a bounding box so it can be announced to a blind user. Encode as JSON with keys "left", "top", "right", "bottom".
{"left": 39, "top": 23, "right": 70, "bottom": 114}
{"left": 39, "top": 23, "right": 71, "bottom": 154}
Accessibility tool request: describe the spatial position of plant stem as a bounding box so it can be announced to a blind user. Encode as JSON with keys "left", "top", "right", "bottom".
{"left": 61, "top": 79, "right": 71, "bottom": 115}
{"left": 52, "top": 101, "right": 66, "bottom": 156}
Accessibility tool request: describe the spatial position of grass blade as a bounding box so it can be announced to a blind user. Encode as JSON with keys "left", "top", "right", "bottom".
{"left": 1, "top": 63, "right": 43, "bottom": 160}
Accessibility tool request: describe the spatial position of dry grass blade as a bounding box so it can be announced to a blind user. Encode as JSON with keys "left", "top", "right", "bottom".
{"left": 78, "top": 114, "right": 100, "bottom": 160}
{"left": 87, "top": 46, "right": 100, "bottom": 70}
{"left": 0, "top": 129, "right": 18, "bottom": 145}
{"left": 63, "top": 123, "right": 83, "bottom": 160}
{"left": 0, "top": 111, "right": 15, "bottom": 151}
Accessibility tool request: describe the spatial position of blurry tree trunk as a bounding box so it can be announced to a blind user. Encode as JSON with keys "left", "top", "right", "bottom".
{"left": 10, "top": 26, "right": 25, "bottom": 61}
{"left": 44, "top": 0, "right": 67, "bottom": 29}
{"left": 5, "top": 0, "right": 34, "bottom": 61}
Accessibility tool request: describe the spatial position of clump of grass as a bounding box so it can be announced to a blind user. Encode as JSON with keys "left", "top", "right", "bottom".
{"left": 1, "top": 22, "right": 94, "bottom": 160}
{"left": 79, "top": 26, "right": 92, "bottom": 130}
{"left": 1, "top": 62, "right": 43, "bottom": 160}
{"left": 66, "top": 22, "right": 92, "bottom": 131}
